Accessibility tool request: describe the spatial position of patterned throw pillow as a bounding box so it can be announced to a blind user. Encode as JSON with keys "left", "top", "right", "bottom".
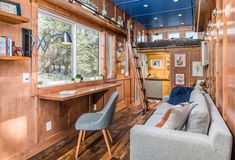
{"left": 156, "top": 103, "right": 196, "bottom": 130}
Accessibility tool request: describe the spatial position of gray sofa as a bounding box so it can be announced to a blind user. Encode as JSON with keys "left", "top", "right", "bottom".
{"left": 130, "top": 89, "right": 232, "bottom": 160}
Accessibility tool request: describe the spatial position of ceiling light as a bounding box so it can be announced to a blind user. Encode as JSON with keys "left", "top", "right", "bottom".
{"left": 173, "top": 0, "right": 179, "bottom": 2}
{"left": 154, "top": 17, "right": 158, "bottom": 20}
{"left": 143, "top": 4, "right": 148, "bottom": 7}
{"left": 181, "top": 22, "right": 184, "bottom": 25}
{"left": 160, "top": 24, "right": 163, "bottom": 27}
{"left": 178, "top": 14, "right": 182, "bottom": 17}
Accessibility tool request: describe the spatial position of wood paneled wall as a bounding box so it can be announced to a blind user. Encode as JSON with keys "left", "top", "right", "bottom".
{"left": 0, "top": 0, "right": 135, "bottom": 159}
{"left": 170, "top": 47, "right": 205, "bottom": 88}
{"left": 139, "top": 47, "right": 205, "bottom": 89}
{"left": 205, "top": 0, "right": 235, "bottom": 159}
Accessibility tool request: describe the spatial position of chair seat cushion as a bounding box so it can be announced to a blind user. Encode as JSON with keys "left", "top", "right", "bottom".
{"left": 75, "top": 112, "right": 103, "bottom": 130}
{"left": 167, "top": 86, "right": 194, "bottom": 105}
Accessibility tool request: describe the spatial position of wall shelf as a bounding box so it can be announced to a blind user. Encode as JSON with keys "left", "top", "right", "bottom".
{"left": 41, "top": 0, "right": 127, "bottom": 37}
{"left": 0, "top": 11, "right": 29, "bottom": 24}
{"left": 0, "top": 56, "right": 30, "bottom": 61}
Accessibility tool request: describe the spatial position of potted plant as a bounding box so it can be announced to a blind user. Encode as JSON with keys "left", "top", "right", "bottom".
{"left": 71, "top": 77, "right": 76, "bottom": 83}
{"left": 75, "top": 73, "right": 83, "bottom": 83}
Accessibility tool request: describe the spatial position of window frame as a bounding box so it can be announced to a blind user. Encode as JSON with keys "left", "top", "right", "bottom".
{"left": 38, "top": 9, "right": 101, "bottom": 88}
{"left": 152, "top": 33, "right": 163, "bottom": 41}
{"left": 185, "top": 31, "right": 198, "bottom": 39}
{"left": 168, "top": 32, "right": 180, "bottom": 39}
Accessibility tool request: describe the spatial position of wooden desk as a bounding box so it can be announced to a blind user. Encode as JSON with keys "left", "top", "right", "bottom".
{"left": 39, "top": 83, "right": 120, "bottom": 101}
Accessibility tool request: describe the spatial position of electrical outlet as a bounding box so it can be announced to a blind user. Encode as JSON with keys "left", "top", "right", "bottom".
{"left": 94, "top": 104, "right": 97, "bottom": 111}
{"left": 23, "top": 73, "right": 30, "bottom": 83}
{"left": 46, "top": 121, "right": 52, "bottom": 131}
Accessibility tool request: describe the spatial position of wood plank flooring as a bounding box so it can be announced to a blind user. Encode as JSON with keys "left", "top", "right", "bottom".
{"left": 29, "top": 103, "right": 158, "bottom": 160}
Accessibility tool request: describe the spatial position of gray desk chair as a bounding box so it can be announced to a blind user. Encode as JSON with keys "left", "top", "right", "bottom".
{"left": 75, "top": 92, "right": 119, "bottom": 158}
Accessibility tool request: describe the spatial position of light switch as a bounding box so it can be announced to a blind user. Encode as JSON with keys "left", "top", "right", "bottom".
{"left": 23, "top": 73, "right": 30, "bottom": 83}
{"left": 46, "top": 121, "right": 52, "bottom": 131}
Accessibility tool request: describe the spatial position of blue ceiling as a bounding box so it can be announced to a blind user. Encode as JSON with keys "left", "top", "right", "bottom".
{"left": 112, "top": 0, "right": 196, "bottom": 29}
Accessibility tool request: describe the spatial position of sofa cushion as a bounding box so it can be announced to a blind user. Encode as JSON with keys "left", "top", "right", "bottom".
{"left": 145, "top": 113, "right": 164, "bottom": 127}
{"left": 186, "top": 89, "right": 210, "bottom": 134}
{"left": 156, "top": 108, "right": 173, "bottom": 127}
{"left": 162, "top": 103, "right": 195, "bottom": 130}
{"left": 154, "top": 102, "right": 172, "bottom": 114}
{"left": 167, "top": 86, "right": 194, "bottom": 105}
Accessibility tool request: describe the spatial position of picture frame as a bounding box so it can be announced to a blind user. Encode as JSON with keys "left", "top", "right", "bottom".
{"left": 192, "top": 61, "right": 204, "bottom": 77}
{"left": 174, "top": 54, "right": 186, "bottom": 67}
{"left": 175, "top": 73, "right": 185, "bottom": 85}
{"left": 0, "top": 0, "right": 21, "bottom": 16}
{"left": 151, "top": 59, "right": 162, "bottom": 68}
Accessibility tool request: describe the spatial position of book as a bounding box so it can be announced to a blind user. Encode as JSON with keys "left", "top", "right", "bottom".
{"left": 0, "top": 36, "right": 6, "bottom": 56}
{"left": 59, "top": 90, "right": 77, "bottom": 95}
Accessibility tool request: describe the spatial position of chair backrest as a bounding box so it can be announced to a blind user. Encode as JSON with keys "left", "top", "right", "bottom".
{"left": 99, "top": 92, "right": 119, "bottom": 128}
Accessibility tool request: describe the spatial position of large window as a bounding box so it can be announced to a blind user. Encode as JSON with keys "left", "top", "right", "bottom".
{"left": 185, "top": 31, "right": 198, "bottom": 39}
{"left": 38, "top": 11, "right": 73, "bottom": 86}
{"left": 38, "top": 10, "right": 100, "bottom": 87}
{"left": 152, "top": 33, "right": 163, "bottom": 41}
{"left": 168, "top": 32, "right": 180, "bottom": 39}
{"left": 107, "top": 34, "right": 113, "bottom": 78}
{"left": 76, "top": 25, "right": 100, "bottom": 79}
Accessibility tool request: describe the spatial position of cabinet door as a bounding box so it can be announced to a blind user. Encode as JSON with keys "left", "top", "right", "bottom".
{"left": 116, "top": 80, "right": 125, "bottom": 103}
{"left": 124, "top": 79, "right": 131, "bottom": 105}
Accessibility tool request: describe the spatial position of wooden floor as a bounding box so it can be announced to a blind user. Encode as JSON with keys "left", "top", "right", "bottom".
{"left": 29, "top": 103, "right": 158, "bottom": 160}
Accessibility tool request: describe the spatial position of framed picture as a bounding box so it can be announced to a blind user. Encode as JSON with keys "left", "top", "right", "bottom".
{"left": 192, "top": 61, "right": 204, "bottom": 77}
{"left": 175, "top": 74, "right": 185, "bottom": 85}
{"left": 175, "top": 54, "right": 186, "bottom": 67}
{"left": 151, "top": 59, "right": 162, "bottom": 68}
{"left": 0, "top": 0, "right": 21, "bottom": 16}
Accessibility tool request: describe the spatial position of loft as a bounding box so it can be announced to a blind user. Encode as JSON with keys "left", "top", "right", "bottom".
{"left": 0, "top": 0, "right": 234, "bottom": 160}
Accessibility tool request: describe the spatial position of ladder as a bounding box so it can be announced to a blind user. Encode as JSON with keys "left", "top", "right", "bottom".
{"left": 128, "top": 44, "right": 148, "bottom": 114}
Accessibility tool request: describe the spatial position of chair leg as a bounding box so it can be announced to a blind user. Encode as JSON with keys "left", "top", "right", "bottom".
{"left": 75, "top": 130, "right": 83, "bottom": 158}
{"left": 102, "top": 129, "right": 112, "bottom": 157}
{"left": 82, "top": 130, "right": 86, "bottom": 142}
{"left": 105, "top": 129, "right": 113, "bottom": 143}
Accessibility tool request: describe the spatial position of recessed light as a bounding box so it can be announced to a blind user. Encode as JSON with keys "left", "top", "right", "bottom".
{"left": 154, "top": 17, "right": 158, "bottom": 20}
{"left": 178, "top": 14, "right": 182, "bottom": 17}
{"left": 143, "top": 4, "right": 148, "bottom": 7}
{"left": 160, "top": 24, "right": 163, "bottom": 27}
{"left": 181, "top": 22, "right": 184, "bottom": 25}
{"left": 173, "top": 0, "right": 179, "bottom": 2}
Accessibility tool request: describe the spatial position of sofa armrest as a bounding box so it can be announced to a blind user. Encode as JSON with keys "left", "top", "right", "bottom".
{"left": 162, "top": 96, "right": 169, "bottom": 103}
{"left": 130, "top": 125, "right": 213, "bottom": 160}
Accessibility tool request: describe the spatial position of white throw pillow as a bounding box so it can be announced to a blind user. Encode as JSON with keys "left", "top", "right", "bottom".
{"left": 162, "top": 103, "right": 195, "bottom": 130}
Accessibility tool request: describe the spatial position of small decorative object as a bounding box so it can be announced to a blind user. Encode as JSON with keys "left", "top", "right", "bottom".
{"left": 101, "top": 0, "right": 107, "bottom": 16}
{"left": 13, "top": 47, "right": 23, "bottom": 56}
{"left": 75, "top": 73, "right": 83, "bottom": 82}
{"left": 116, "top": 41, "right": 123, "bottom": 58}
{"left": 117, "top": 16, "right": 124, "bottom": 27}
{"left": 151, "top": 59, "right": 162, "bottom": 68}
{"left": 78, "top": 0, "right": 98, "bottom": 11}
{"left": 71, "top": 74, "right": 83, "bottom": 83}
{"left": 71, "top": 77, "right": 76, "bottom": 82}
{"left": 175, "top": 74, "right": 185, "bottom": 85}
{"left": 192, "top": 61, "right": 204, "bottom": 77}
{"left": 199, "top": 81, "right": 207, "bottom": 93}
{"left": 0, "top": 0, "right": 21, "bottom": 16}
{"left": 175, "top": 54, "right": 186, "bottom": 67}
{"left": 111, "top": 17, "right": 116, "bottom": 22}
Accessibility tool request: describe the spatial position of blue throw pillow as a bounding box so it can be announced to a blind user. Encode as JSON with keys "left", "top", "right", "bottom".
{"left": 167, "top": 86, "right": 194, "bottom": 105}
